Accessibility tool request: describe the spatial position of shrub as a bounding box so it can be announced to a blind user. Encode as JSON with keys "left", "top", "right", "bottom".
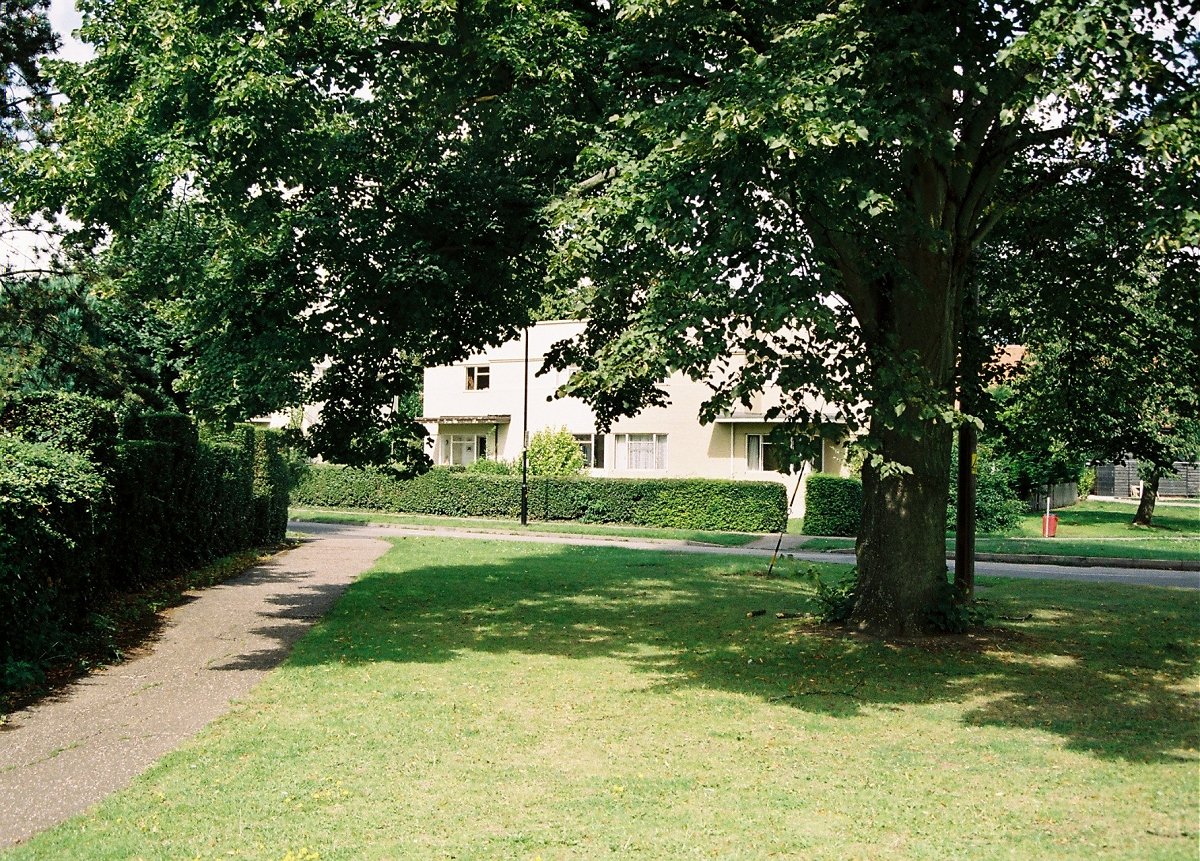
{"left": 0, "top": 391, "right": 119, "bottom": 466}
{"left": 293, "top": 466, "right": 788, "bottom": 532}
{"left": 948, "top": 442, "right": 1024, "bottom": 534}
{"left": 526, "top": 426, "right": 585, "bottom": 476}
{"left": 803, "top": 474, "right": 863, "bottom": 536}
{"left": 1077, "top": 467, "right": 1096, "bottom": 500}
{"left": 805, "top": 566, "right": 858, "bottom": 623}
{"left": 0, "top": 437, "right": 107, "bottom": 670}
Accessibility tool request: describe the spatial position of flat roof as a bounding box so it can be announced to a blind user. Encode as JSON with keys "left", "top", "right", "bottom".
{"left": 418, "top": 415, "right": 512, "bottom": 424}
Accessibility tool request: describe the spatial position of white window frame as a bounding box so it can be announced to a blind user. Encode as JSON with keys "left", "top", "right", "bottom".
{"left": 573, "top": 433, "right": 606, "bottom": 469}
{"left": 465, "top": 365, "right": 490, "bottom": 391}
{"left": 746, "top": 433, "right": 783, "bottom": 473}
{"left": 614, "top": 433, "right": 667, "bottom": 471}
{"left": 440, "top": 433, "right": 488, "bottom": 466}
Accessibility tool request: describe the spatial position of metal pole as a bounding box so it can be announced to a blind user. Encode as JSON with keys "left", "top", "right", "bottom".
{"left": 767, "top": 463, "right": 807, "bottom": 577}
{"left": 954, "top": 422, "right": 977, "bottom": 600}
{"left": 520, "top": 326, "right": 530, "bottom": 526}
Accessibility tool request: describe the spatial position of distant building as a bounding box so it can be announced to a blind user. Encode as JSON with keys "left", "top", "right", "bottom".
{"left": 419, "top": 320, "right": 850, "bottom": 516}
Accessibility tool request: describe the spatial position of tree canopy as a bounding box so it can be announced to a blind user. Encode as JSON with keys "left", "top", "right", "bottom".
{"left": 543, "top": 1, "right": 1197, "bottom": 631}
{"left": 18, "top": 0, "right": 605, "bottom": 451}
{"left": 978, "top": 156, "right": 1200, "bottom": 525}
{"left": 16, "top": 0, "right": 1198, "bottom": 633}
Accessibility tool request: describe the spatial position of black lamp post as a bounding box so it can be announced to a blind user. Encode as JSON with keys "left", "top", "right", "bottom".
{"left": 520, "top": 326, "right": 529, "bottom": 526}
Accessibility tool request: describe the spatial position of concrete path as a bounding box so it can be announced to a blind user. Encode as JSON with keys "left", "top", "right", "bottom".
{"left": 0, "top": 529, "right": 390, "bottom": 849}
{"left": 292, "top": 521, "right": 1200, "bottom": 589}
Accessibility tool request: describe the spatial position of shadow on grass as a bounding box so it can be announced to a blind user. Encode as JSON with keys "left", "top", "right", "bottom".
{"left": 272, "top": 537, "right": 1197, "bottom": 764}
{"left": 1045, "top": 502, "right": 1199, "bottom": 535}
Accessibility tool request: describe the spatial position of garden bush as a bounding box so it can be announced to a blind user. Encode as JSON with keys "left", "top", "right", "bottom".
{"left": 293, "top": 465, "right": 788, "bottom": 532}
{"left": 803, "top": 474, "right": 863, "bottom": 536}
{"left": 0, "top": 391, "right": 119, "bottom": 466}
{"left": 527, "top": 427, "right": 585, "bottom": 476}
{"left": 0, "top": 412, "right": 290, "bottom": 692}
{"left": 948, "top": 442, "right": 1025, "bottom": 534}
{"left": 0, "top": 437, "right": 107, "bottom": 680}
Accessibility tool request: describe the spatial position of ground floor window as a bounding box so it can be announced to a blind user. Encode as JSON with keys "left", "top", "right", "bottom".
{"left": 615, "top": 433, "right": 667, "bottom": 470}
{"left": 440, "top": 434, "right": 487, "bottom": 466}
{"left": 746, "top": 434, "right": 784, "bottom": 473}
{"left": 573, "top": 433, "right": 606, "bottom": 469}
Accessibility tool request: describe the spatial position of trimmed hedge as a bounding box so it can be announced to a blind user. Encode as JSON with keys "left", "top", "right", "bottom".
{"left": 1, "top": 411, "right": 290, "bottom": 687}
{"left": 0, "top": 437, "right": 107, "bottom": 682}
{"left": 803, "top": 474, "right": 863, "bottom": 536}
{"left": 293, "top": 465, "right": 788, "bottom": 533}
{"left": 0, "top": 391, "right": 120, "bottom": 466}
{"left": 252, "top": 429, "right": 291, "bottom": 543}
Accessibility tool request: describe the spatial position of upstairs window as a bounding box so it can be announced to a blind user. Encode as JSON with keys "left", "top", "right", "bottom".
{"left": 465, "top": 365, "right": 490, "bottom": 390}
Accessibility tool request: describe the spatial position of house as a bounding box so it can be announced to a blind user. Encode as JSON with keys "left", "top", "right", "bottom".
{"left": 419, "top": 320, "right": 850, "bottom": 516}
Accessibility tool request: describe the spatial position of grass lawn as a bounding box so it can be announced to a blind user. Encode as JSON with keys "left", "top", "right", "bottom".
{"left": 800, "top": 500, "right": 1200, "bottom": 563}
{"left": 289, "top": 506, "right": 762, "bottom": 547}
{"left": 9, "top": 539, "right": 1197, "bottom": 860}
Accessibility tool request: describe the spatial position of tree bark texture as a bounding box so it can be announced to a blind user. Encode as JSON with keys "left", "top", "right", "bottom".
{"left": 1132, "top": 473, "right": 1159, "bottom": 526}
{"left": 854, "top": 422, "right": 954, "bottom": 635}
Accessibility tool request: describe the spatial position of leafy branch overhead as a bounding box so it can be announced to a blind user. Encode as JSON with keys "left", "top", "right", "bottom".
{"left": 15, "top": 0, "right": 1197, "bottom": 634}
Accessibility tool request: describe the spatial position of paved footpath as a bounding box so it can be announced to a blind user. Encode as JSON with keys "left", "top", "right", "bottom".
{"left": 1, "top": 521, "right": 1194, "bottom": 848}
{"left": 0, "top": 529, "right": 391, "bottom": 848}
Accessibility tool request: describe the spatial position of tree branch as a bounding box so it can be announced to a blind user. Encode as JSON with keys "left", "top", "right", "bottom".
{"left": 566, "top": 166, "right": 620, "bottom": 198}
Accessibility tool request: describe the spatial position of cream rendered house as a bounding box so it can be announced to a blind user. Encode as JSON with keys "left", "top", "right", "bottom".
{"left": 419, "top": 320, "right": 849, "bottom": 516}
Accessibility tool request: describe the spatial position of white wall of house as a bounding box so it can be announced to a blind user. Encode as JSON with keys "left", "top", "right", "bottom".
{"left": 421, "top": 320, "right": 850, "bottom": 517}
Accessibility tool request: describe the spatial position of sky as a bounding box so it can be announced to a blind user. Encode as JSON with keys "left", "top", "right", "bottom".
{"left": 48, "top": 0, "right": 92, "bottom": 63}
{"left": 0, "top": 2, "right": 92, "bottom": 272}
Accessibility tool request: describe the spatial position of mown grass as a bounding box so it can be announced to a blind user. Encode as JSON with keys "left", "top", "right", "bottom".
{"left": 9, "top": 538, "right": 1197, "bottom": 860}
{"left": 289, "top": 506, "right": 761, "bottom": 546}
{"left": 800, "top": 500, "right": 1200, "bottom": 563}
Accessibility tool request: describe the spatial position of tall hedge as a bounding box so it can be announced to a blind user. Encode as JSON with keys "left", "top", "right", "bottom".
{"left": 803, "top": 474, "right": 863, "bottom": 536}
{"left": 252, "top": 429, "right": 291, "bottom": 543}
{"left": 0, "top": 413, "right": 291, "bottom": 688}
{"left": 293, "top": 465, "right": 788, "bottom": 532}
{"left": 0, "top": 437, "right": 107, "bottom": 681}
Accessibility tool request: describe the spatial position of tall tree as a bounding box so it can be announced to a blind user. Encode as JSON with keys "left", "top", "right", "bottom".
{"left": 18, "top": 1, "right": 1196, "bottom": 633}
{"left": 0, "top": 0, "right": 55, "bottom": 146}
{"left": 2, "top": 0, "right": 58, "bottom": 276}
{"left": 18, "top": 0, "right": 606, "bottom": 465}
{"left": 543, "top": 1, "right": 1196, "bottom": 633}
{"left": 0, "top": 274, "right": 177, "bottom": 405}
{"left": 978, "top": 159, "right": 1200, "bottom": 526}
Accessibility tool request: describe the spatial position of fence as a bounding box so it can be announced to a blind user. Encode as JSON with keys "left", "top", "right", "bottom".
{"left": 1026, "top": 481, "right": 1079, "bottom": 512}
{"left": 1094, "top": 460, "right": 1200, "bottom": 498}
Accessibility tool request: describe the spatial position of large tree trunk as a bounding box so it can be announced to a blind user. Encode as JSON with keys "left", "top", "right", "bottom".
{"left": 852, "top": 421, "right": 955, "bottom": 636}
{"left": 1132, "top": 473, "right": 1159, "bottom": 526}
{"left": 835, "top": 142, "right": 985, "bottom": 635}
